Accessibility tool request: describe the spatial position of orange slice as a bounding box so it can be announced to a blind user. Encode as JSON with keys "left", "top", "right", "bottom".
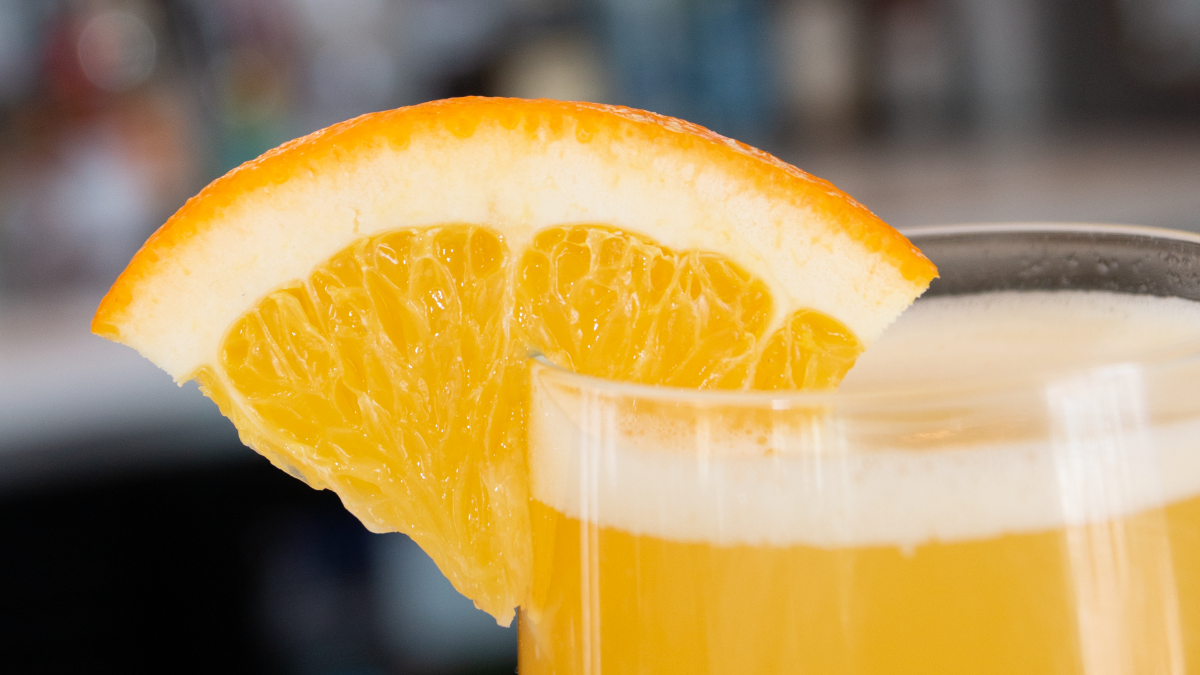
{"left": 92, "top": 97, "right": 936, "bottom": 624}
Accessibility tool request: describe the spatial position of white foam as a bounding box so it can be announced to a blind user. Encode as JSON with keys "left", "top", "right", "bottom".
{"left": 842, "top": 290, "right": 1200, "bottom": 393}
{"left": 529, "top": 291, "right": 1200, "bottom": 547}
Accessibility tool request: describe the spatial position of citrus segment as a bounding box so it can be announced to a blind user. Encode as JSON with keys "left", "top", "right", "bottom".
{"left": 91, "top": 97, "right": 938, "bottom": 625}
{"left": 752, "top": 309, "right": 864, "bottom": 390}
{"left": 200, "top": 225, "right": 528, "bottom": 622}
{"left": 517, "top": 225, "right": 773, "bottom": 388}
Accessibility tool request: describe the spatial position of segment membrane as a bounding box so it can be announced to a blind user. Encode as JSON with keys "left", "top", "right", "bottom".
{"left": 211, "top": 225, "right": 527, "bottom": 622}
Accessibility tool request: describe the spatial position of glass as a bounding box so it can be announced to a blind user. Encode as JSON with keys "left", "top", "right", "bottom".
{"left": 517, "top": 223, "right": 1200, "bottom": 675}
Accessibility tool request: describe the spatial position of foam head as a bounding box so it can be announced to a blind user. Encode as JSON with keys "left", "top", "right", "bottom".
{"left": 529, "top": 291, "right": 1200, "bottom": 548}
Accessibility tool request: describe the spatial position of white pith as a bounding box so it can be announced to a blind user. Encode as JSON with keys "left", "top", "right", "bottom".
{"left": 112, "top": 117, "right": 921, "bottom": 381}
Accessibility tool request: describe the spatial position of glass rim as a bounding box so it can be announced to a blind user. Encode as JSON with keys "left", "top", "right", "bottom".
{"left": 896, "top": 220, "right": 1200, "bottom": 243}
{"left": 530, "top": 221, "right": 1200, "bottom": 406}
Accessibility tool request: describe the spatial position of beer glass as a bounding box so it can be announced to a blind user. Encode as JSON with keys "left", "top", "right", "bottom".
{"left": 518, "top": 223, "right": 1200, "bottom": 675}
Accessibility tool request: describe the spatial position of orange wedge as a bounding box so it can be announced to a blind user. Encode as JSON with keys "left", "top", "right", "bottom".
{"left": 92, "top": 97, "right": 936, "bottom": 624}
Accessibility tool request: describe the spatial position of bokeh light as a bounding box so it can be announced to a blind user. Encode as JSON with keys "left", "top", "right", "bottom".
{"left": 77, "top": 9, "right": 157, "bottom": 92}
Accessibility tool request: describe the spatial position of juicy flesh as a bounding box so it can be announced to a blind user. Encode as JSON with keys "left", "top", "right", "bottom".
{"left": 194, "top": 223, "right": 864, "bottom": 623}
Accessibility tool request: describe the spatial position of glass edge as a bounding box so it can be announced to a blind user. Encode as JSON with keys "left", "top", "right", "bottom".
{"left": 898, "top": 221, "right": 1200, "bottom": 245}
{"left": 531, "top": 222, "right": 1200, "bottom": 406}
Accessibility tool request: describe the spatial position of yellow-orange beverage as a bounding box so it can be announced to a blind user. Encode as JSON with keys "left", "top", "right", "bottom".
{"left": 519, "top": 290, "right": 1200, "bottom": 675}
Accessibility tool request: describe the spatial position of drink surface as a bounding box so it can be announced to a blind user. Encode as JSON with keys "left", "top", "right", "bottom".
{"left": 841, "top": 289, "right": 1200, "bottom": 393}
{"left": 520, "top": 290, "right": 1200, "bottom": 675}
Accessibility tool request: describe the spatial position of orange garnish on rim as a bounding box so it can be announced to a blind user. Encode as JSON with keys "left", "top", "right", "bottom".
{"left": 93, "top": 97, "right": 936, "bottom": 624}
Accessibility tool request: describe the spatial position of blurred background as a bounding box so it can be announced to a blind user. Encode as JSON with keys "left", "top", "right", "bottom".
{"left": 3, "top": 0, "right": 1200, "bottom": 672}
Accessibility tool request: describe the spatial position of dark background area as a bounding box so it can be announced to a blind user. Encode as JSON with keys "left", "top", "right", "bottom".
{"left": 3, "top": 0, "right": 1200, "bottom": 672}
{"left": 1, "top": 422, "right": 520, "bottom": 675}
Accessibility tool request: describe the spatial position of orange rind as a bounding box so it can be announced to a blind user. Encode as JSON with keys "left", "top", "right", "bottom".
{"left": 93, "top": 97, "right": 936, "bottom": 623}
